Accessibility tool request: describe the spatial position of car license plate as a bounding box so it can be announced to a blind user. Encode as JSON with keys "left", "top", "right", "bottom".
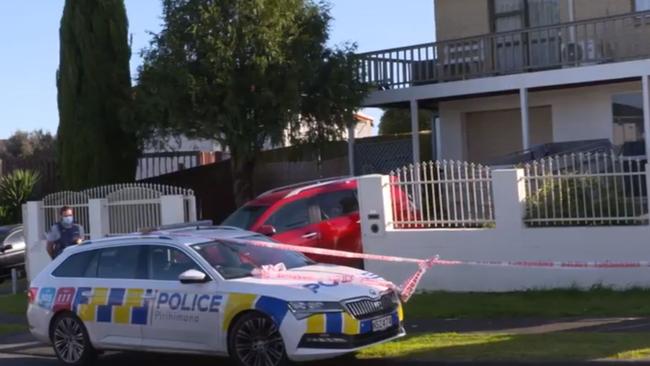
{"left": 372, "top": 315, "right": 393, "bottom": 332}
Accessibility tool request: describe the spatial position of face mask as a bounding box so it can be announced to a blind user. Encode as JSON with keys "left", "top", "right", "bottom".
{"left": 62, "top": 216, "right": 74, "bottom": 225}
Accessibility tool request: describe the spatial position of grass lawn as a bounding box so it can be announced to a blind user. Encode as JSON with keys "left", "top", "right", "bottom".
{"left": 0, "top": 324, "right": 27, "bottom": 337}
{"left": 359, "top": 332, "right": 650, "bottom": 361}
{"left": 405, "top": 287, "right": 650, "bottom": 319}
{"left": 0, "top": 293, "right": 27, "bottom": 316}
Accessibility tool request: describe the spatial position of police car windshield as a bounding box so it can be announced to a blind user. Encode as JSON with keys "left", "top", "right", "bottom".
{"left": 191, "top": 239, "right": 314, "bottom": 279}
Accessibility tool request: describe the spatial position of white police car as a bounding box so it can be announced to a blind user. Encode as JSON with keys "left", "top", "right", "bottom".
{"left": 27, "top": 225, "right": 405, "bottom": 366}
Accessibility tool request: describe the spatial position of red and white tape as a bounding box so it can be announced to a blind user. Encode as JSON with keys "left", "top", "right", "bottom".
{"left": 165, "top": 231, "right": 650, "bottom": 303}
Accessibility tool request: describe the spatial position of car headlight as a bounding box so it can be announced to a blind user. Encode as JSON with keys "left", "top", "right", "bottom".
{"left": 288, "top": 301, "right": 343, "bottom": 320}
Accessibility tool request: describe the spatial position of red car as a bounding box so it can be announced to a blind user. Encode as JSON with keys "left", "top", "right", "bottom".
{"left": 222, "top": 177, "right": 415, "bottom": 268}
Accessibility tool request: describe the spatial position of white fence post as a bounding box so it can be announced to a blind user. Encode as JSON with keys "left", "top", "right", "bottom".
{"left": 358, "top": 175, "right": 394, "bottom": 237}
{"left": 187, "top": 196, "right": 197, "bottom": 222}
{"left": 88, "top": 199, "right": 109, "bottom": 239}
{"left": 161, "top": 195, "right": 185, "bottom": 225}
{"left": 24, "top": 201, "right": 49, "bottom": 282}
{"left": 646, "top": 163, "right": 650, "bottom": 223}
{"left": 493, "top": 168, "right": 526, "bottom": 231}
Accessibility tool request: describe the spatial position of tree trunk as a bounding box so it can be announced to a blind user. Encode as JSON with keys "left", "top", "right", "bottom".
{"left": 231, "top": 153, "right": 256, "bottom": 207}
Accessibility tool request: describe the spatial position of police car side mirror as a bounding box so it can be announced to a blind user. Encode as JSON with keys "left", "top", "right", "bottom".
{"left": 179, "top": 269, "right": 209, "bottom": 284}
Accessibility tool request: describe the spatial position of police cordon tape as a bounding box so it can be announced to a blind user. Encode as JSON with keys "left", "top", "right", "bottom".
{"left": 160, "top": 232, "right": 650, "bottom": 303}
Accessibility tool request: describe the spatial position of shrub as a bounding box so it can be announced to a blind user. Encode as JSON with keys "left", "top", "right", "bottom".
{"left": 0, "top": 169, "right": 40, "bottom": 224}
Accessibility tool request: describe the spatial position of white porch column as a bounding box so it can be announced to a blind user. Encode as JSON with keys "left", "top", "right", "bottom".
{"left": 186, "top": 196, "right": 197, "bottom": 222}
{"left": 519, "top": 88, "right": 530, "bottom": 150}
{"left": 88, "top": 199, "right": 109, "bottom": 239}
{"left": 410, "top": 99, "right": 421, "bottom": 164}
{"left": 435, "top": 116, "right": 442, "bottom": 160}
{"left": 160, "top": 195, "right": 185, "bottom": 225}
{"left": 642, "top": 75, "right": 650, "bottom": 162}
{"left": 347, "top": 123, "right": 355, "bottom": 176}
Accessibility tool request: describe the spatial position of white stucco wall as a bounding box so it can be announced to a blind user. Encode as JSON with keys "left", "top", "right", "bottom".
{"left": 357, "top": 171, "right": 650, "bottom": 292}
{"left": 438, "top": 81, "right": 642, "bottom": 161}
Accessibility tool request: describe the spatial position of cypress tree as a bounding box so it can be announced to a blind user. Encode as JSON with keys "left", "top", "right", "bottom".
{"left": 57, "top": 0, "right": 138, "bottom": 190}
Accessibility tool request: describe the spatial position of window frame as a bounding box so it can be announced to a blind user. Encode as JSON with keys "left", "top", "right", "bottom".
{"left": 315, "top": 189, "right": 359, "bottom": 221}
{"left": 145, "top": 244, "right": 213, "bottom": 282}
{"left": 264, "top": 198, "right": 318, "bottom": 234}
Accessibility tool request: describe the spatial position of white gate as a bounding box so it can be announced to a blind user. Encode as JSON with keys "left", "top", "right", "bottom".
{"left": 40, "top": 183, "right": 195, "bottom": 237}
{"left": 42, "top": 191, "right": 91, "bottom": 238}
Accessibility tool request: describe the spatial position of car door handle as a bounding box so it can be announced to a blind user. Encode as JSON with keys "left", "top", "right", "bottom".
{"left": 142, "top": 294, "right": 157, "bottom": 300}
{"left": 301, "top": 232, "right": 318, "bottom": 239}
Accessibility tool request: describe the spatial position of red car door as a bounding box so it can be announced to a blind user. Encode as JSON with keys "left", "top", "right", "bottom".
{"left": 313, "top": 189, "right": 363, "bottom": 268}
{"left": 260, "top": 198, "right": 322, "bottom": 252}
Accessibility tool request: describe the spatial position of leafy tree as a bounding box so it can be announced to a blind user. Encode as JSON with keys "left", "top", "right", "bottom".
{"left": 0, "top": 130, "right": 56, "bottom": 160}
{"left": 57, "top": 0, "right": 139, "bottom": 190}
{"left": 378, "top": 108, "right": 434, "bottom": 135}
{"left": 135, "top": 0, "right": 367, "bottom": 205}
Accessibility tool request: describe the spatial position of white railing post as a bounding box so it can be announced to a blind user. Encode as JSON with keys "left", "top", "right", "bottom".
{"left": 161, "top": 195, "right": 185, "bottom": 225}
{"left": 24, "top": 201, "right": 49, "bottom": 282}
{"left": 493, "top": 168, "right": 526, "bottom": 231}
{"left": 88, "top": 199, "right": 109, "bottom": 239}
{"left": 646, "top": 163, "right": 650, "bottom": 224}
{"left": 186, "top": 196, "right": 197, "bottom": 222}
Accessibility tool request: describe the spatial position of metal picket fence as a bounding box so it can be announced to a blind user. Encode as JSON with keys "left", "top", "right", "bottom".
{"left": 523, "top": 152, "right": 648, "bottom": 226}
{"left": 389, "top": 160, "right": 495, "bottom": 228}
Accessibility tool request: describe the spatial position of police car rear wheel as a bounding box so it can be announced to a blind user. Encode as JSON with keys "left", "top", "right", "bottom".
{"left": 51, "top": 313, "right": 96, "bottom": 366}
{"left": 229, "top": 312, "right": 288, "bottom": 366}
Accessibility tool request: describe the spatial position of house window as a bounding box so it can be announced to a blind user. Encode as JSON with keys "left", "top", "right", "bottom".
{"left": 491, "top": 0, "right": 560, "bottom": 31}
{"left": 612, "top": 93, "right": 644, "bottom": 154}
{"left": 635, "top": 0, "right": 650, "bottom": 11}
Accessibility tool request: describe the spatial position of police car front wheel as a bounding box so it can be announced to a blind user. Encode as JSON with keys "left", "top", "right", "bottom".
{"left": 50, "top": 313, "right": 96, "bottom": 366}
{"left": 228, "top": 312, "right": 288, "bottom": 366}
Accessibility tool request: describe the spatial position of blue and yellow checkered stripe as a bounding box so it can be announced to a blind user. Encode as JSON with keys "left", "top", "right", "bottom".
{"left": 74, "top": 288, "right": 152, "bottom": 325}
{"left": 223, "top": 294, "right": 290, "bottom": 331}
{"left": 306, "top": 302, "right": 403, "bottom": 335}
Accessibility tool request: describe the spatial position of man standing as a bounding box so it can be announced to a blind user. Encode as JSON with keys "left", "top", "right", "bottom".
{"left": 46, "top": 206, "right": 84, "bottom": 259}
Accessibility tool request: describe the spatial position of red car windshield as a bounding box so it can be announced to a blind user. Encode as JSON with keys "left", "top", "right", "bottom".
{"left": 191, "top": 237, "right": 314, "bottom": 279}
{"left": 221, "top": 205, "right": 269, "bottom": 229}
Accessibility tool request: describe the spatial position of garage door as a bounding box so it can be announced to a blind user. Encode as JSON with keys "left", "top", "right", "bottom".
{"left": 465, "top": 106, "right": 552, "bottom": 163}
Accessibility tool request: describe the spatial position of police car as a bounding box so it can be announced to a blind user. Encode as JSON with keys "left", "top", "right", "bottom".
{"left": 27, "top": 224, "right": 405, "bottom": 366}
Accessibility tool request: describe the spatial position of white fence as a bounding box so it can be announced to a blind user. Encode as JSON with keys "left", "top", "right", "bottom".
{"left": 357, "top": 159, "right": 650, "bottom": 292}
{"left": 524, "top": 153, "right": 648, "bottom": 226}
{"left": 389, "top": 161, "right": 494, "bottom": 228}
{"left": 41, "top": 183, "right": 195, "bottom": 237}
{"left": 24, "top": 183, "right": 197, "bottom": 281}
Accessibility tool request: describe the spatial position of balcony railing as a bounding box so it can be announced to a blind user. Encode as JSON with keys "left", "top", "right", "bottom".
{"left": 357, "top": 10, "right": 650, "bottom": 90}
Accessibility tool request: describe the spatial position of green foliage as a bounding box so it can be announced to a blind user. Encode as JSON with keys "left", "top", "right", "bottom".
{"left": 0, "top": 130, "right": 56, "bottom": 161}
{"left": 378, "top": 108, "right": 433, "bottom": 135}
{"left": 57, "top": 0, "right": 139, "bottom": 190}
{"left": 0, "top": 169, "right": 40, "bottom": 224}
{"left": 525, "top": 176, "right": 642, "bottom": 226}
{"left": 135, "top": 0, "right": 368, "bottom": 204}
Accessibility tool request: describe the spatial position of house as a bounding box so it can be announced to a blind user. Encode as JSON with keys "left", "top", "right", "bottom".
{"left": 357, "top": 0, "right": 650, "bottom": 164}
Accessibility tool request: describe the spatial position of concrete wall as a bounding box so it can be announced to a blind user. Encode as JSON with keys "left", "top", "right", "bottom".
{"left": 439, "top": 81, "right": 642, "bottom": 161}
{"left": 357, "top": 170, "right": 650, "bottom": 292}
{"left": 434, "top": 0, "right": 490, "bottom": 41}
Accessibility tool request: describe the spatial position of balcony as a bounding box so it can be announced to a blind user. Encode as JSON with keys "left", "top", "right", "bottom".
{"left": 357, "top": 10, "right": 650, "bottom": 90}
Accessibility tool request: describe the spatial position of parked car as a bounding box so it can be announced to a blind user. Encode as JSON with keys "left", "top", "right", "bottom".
{"left": 27, "top": 225, "right": 404, "bottom": 366}
{"left": 0, "top": 224, "right": 25, "bottom": 283}
{"left": 222, "top": 177, "right": 416, "bottom": 268}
